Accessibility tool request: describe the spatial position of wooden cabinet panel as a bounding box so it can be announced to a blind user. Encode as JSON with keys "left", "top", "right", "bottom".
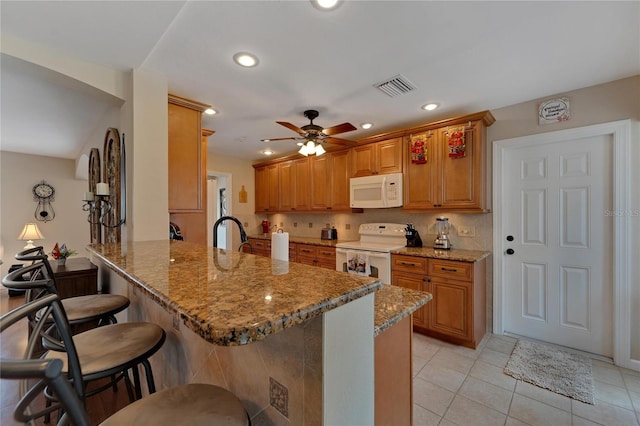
{"left": 391, "top": 254, "right": 486, "bottom": 348}
{"left": 168, "top": 102, "right": 203, "bottom": 212}
{"left": 403, "top": 112, "right": 493, "bottom": 212}
{"left": 168, "top": 95, "right": 210, "bottom": 246}
{"left": 245, "top": 238, "right": 271, "bottom": 257}
{"left": 295, "top": 244, "right": 336, "bottom": 269}
{"left": 352, "top": 137, "right": 402, "bottom": 177}
{"left": 375, "top": 316, "right": 412, "bottom": 426}
{"left": 429, "top": 279, "right": 471, "bottom": 340}
{"left": 391, "top": 271, "right": 428, "bottom": 331}
{"left": 329, "top": 150, "right": 351, "bottom": 211}
{"left": 278, "top": 160, "right": 294, "bottom": 212}
{"left": 293, "top": 158, "right": 311, "bottom": 211}
{"left": 310, "top": 155, "right": 331, "bottom": 211}
{"left": 377, "top": 137, "right": 403, "bottom": 175}
{"left": 255, "top": 164, "right": 279, "bottom": 213}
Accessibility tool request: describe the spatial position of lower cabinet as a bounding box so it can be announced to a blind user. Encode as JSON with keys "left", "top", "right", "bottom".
{"left": 391, "top": 254, "right": 486, "bottom": 348}
{"left": 244, "top": 238, "right": 335, "bottom": 270}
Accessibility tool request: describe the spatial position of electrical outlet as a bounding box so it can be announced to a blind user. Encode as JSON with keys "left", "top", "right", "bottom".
{"left": 293, "top": 222, "right": 298, "bottom": 228}
{"left": 457, "top": 225, "right": 475, "bottom": 237}
{"left": 345, "top": 224, "right": 351, "bottom": 230}
{"left": 308, "top": 223, "right": 313, "bottom": 228}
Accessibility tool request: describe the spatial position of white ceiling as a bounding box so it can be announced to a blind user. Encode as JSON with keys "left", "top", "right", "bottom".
{"left": 1, "top": 1, "right": 639, "bottom": 161}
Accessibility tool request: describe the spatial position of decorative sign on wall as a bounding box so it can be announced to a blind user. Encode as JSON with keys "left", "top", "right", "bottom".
{"left": 538, "top": 97, "right": 570, "bottom": 125}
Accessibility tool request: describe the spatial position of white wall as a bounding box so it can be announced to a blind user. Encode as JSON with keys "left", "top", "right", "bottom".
{"left": 0, "top": 152, "right": 89, "bottom": 276}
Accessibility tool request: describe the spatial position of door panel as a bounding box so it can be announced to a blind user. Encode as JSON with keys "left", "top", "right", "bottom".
{"left": 504, "top": 134, "right": 612, "bottom": 356}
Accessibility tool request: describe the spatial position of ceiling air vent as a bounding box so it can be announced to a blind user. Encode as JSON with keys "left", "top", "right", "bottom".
{"left": 374, "top": 74, "right": 417, "bottom": 97}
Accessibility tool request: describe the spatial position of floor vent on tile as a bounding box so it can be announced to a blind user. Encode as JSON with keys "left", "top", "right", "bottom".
{"left": 269, "top": 377, "right": 288, "bottom": 418}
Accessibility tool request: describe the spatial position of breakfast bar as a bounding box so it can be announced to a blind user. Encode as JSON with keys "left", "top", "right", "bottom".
{"left": 88, "top": 239, "right": 431, "bottom": 425}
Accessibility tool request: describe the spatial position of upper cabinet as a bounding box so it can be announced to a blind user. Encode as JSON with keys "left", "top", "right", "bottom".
{"left": 168, "top": 94, "right": 212, "bottom": 245}
{"left": 255, "top": 163, "right": 279, "bottom": 213}
{"left": 351, "top": 137, "right": 403, "bottom": 177}
{"left": 252, "top": 110, "right": 494, "bottom": 214}
{"left": 403, "top": 111, "right": 494, "bottom": 212}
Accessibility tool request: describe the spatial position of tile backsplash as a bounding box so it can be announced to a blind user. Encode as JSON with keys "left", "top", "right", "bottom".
{"left": 266, "top": 209, "right": 493, "bottom": 252}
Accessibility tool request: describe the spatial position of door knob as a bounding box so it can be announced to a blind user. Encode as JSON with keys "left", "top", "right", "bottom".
{"left": 506, "top": 235, "right": 514, "bottom": 241}
{"left": 506, "top": 248, "right": 515, "bottom": 255}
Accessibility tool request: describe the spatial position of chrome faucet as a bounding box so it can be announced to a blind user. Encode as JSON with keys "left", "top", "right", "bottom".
{"left": 213, "top": 216, "right": 253, "bottom": 253}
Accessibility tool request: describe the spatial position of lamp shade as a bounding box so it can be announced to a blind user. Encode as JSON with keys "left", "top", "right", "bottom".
{"left": 17, "top": 223, "right": 45, "bottom": 249}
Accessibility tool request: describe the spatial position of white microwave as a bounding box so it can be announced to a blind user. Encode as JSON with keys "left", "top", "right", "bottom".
{"left": 350, "top": 173, "right": 403, "bottom": 209}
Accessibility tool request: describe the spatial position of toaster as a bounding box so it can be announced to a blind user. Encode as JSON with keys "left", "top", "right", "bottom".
{"left": 321, "top": 228, "right": 338, "bottom": 240}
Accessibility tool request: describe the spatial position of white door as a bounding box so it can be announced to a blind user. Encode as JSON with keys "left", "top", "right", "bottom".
{"left": 502, "top": 133, "right": 613, "bottom": 356}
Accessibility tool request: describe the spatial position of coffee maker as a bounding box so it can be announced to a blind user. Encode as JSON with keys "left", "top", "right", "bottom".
{"left": 405, "top": 224, "right": 422, "bottom": 247}
{"left": 434, "top": 217, "right": 452, "bottom": 250}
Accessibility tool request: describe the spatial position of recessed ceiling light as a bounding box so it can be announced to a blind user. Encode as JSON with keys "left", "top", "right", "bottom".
{"left": 422, "top": 103, "right": 439, "bottom": 111}
{"left": 311, "top": 0, "right": 341, "bottom": 11}
{"left": 233, "top": 52, "right": 259, "bottom": 68}
{"left": 204, "top": 108, "right": 217, "bottom": 115}
{"left": 263, "top": 149, "right": 274, "bottom": 156}
{"left": 361, "top": 122, "right": 374, "bottom": 130}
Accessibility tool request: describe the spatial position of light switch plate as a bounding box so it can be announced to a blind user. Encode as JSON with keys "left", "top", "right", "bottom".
{"left": 457, "top": 225, "right": 475, "bottom": 237}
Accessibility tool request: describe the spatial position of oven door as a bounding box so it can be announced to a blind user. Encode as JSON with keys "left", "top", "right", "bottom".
{"left": 335, "top": 248, "right": 391, "bottom": 285}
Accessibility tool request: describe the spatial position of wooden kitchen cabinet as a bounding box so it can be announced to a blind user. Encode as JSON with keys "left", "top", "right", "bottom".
{"left": 351, "top": 137, "right": 403, "bottom": 177}
{"left": 168, "top": 94, "right": 212, "bottom": 245}
{"left": 391, "top": 254, "right": 486, "bottom": 348}
{"left": 403, "top": 111, "right": 494, "bottom": 212}
{"left": 278, "top": 158, "right": 310, "bottom": 212}
{"left": 295, "top": 244, "right": 336, "bottom": 270}
{"left": 310, "top": 149, "right": 352, "bottom": 212}
{"left": 255, "top": 163, "right": 279, "bottom": 213}
{"left": 244, "top": 237, "right": 271, "bottom": 257}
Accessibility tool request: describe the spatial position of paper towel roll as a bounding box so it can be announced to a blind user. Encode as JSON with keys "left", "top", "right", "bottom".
{"left": 271, "top": 232, "right": 289, "bottom": 261}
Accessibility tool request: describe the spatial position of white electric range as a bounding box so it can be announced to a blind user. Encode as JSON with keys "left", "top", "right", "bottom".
{"left": 335, "top": 223, "right": 407, "bottom": 285}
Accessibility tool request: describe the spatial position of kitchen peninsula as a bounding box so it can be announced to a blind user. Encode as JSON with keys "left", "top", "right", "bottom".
{"left": 88, "top": 240, "right": 431, "bottom": 425}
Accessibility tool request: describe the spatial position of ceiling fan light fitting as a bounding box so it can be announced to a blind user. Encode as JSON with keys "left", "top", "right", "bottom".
{"left": 306, "top": 141, "right": 316, "bottom": 150}
{"left": 298, "top": 145, "right": 310, "bottom": 156}
{"left": 314, "top": 144, "right": 326, "bottom": 156}
{"left": 233, "top": 52, "right": 259, "bottom": 68}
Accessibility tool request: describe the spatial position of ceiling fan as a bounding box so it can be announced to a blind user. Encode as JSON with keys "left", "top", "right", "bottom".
{"left": 261, "top": 110, "right": 357, "bottom": 156}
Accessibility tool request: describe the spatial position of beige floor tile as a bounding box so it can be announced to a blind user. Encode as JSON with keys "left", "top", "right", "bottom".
{"left": 443, "top": 395, "right": 507, "bottom": 426}
{"left": 595, "top": 379, "right": 634, "bottom": 410}
{"left": 412, "top": 404, "right": 441, "bottom": 426}
{"left": 485, "top": 337, "right": 516, "bottom": 355}
{"left": 478, "top": 348, "right": 511, "bottom": 368}
{"left": 624, "top": 374, "right": 640, "bottom": 394}
{"left": 412, "top": 335, "right": 442, "bottom": 361}
{"left": 439, "top": 419, "right": 459, "bottom": 426}
{"left": 506, "top": 416, "right": 531, "bottom": 426}
{"left": 413, "top": 376, "right": 455, "bottom": 417}
{"left": 413, "top": 355, "right": 429, "bottom": 377}
{"left": 418, "top": 363, "right": 467, "bottom": 393}
{"left": 469, "top": 360, "right": 517, "bottom": 391}
{"left": 514, "top": 380, "right": 572, "bottom": 412}
{"left": 620, "top": 367, "right": 640, "bottom": 377}
{"left": 592, "top": 362, "right": 626, "bottom": 387}
{"left": 508, "top": 393, "right": 571, "bottom": 426}
{"left": 630, "top": 391, "right": 640, "bottom": 413}
{"left": 572, "top": 398, "right": 639, "bottom": 426}
{"left": 429, "top": 348, "right": 476, "bottom": 374}
{"left": 572, "top": 415, "right": 605, "bottom": 426}
{"left": 445, "top": 342, "right": 484, "bottom": 360}
{"left": 458, "top": 376, "right": 514, "bottom": 414}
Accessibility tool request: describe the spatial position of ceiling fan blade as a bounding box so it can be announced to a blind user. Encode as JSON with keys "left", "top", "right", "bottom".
{"left": 277, "top": 121, "right": 305, "bottom": 134}
{"left": 325, "top": 137, "right": 356, "bottom": 146}
{"left": 261, "top": 137, "right": 298, "bottom": 142}
{"left": 322, "top": 122, "right": 357, "bottom": 136}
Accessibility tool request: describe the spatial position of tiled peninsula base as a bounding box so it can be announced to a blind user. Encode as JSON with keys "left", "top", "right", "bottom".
{"left": 99, "top": 265, "right": 375, "bottom": 425}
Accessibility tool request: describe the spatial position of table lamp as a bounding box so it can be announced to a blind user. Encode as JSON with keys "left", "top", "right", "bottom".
{"left": 17, "top": 223, "right": 45, "bottom": 249}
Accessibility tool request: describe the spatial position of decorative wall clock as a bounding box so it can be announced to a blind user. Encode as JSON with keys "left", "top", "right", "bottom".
{"left": 32, "top": 180, "right": 55, "bottom": 222}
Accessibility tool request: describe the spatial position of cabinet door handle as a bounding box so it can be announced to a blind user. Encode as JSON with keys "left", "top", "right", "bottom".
{"left": 422, "top": 278, "right": 431, "bottom": 283}
{"left": 440, "top": 267, "right": 458, "bottom": 272}
{"left": 301, "top": 249, "right": 312, "bottom": 253}
{"left": 400, "top": 262, "right": 416, "bottom": 267}
{"left": 326, "top": 207, "right": 332, "bottom": 210}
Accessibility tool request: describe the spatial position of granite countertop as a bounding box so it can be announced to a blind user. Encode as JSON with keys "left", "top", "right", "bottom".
{"left": 391, "top": 247, "right": 491, "bottom": 262}
{"left": 374, "top": 285, "right": 431, "bottom": 336}
{"left": 88, "top": 240, "right": 382, "bottom": 346}
{"left": 247, "top": 234, "right": 354, "bottom": 248}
